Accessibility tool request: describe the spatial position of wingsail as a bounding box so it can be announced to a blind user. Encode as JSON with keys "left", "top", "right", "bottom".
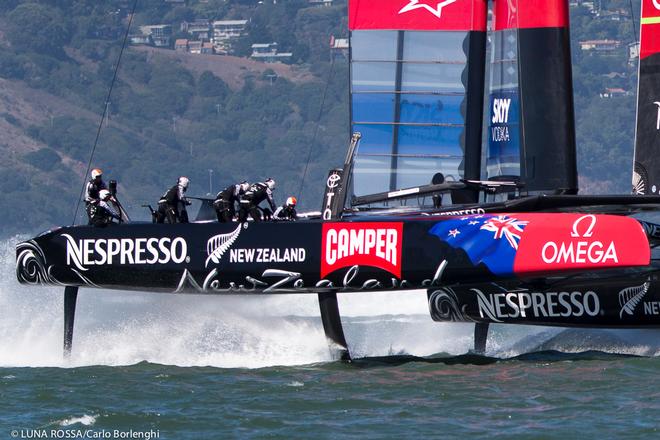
{"left": 632, "top": 0, "right": 660, "bottom": 194}
{"left": 348, "top": 0, "right": 488, "bottom": 199}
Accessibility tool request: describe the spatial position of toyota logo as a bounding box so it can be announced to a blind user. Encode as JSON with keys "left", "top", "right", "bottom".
{"left": 327, "top": 173, "right": 341, "bottom": 189}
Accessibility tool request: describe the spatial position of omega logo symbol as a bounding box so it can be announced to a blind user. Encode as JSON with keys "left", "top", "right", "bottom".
{"left": 571, "top": 214, "right": 596, "bottom": 238}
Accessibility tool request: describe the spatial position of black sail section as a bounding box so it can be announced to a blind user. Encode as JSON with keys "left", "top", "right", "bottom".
{"left": 518, "top": 27, "right": 577, "bottom": 193}
{"left": 633, "top": 56, "right": 660, "bottom": 194}
{"left": 632, "top": 0, "right": 660, "bottom": 195}
{"left": 463, "top": 31, "right": 487, "bottom": 192}
{"left": 488, "top": 0, "right": 577, "bottom": 195}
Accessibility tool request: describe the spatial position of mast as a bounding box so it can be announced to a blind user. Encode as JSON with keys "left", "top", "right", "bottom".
{"left": 632, "top": 0, "right": 660, "bottom": 194}
{"left": 488, "top": 0, "right": 578, "bottom": 194}
{"left": 348, "top": 0, "right": 488, "bottom": 202}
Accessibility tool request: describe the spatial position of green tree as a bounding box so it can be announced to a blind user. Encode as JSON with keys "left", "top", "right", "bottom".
{"left": 6, "top": 3, "right": 72, "bottom": 57}
{"left": 23, "top": 148, "right": 62, "bottom": 171}
{"left": 197, "top": 71, "right": 229, "bottom": 98}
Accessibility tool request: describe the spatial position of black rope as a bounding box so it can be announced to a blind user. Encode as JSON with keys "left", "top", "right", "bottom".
{"left": 71, "top": 0, "right": 139, "bottom": 225}
{"left": 629, "top": 0, "right": 638, "bottom": 45}
{"left": 297, "top": 56, "right": 336, "bottom": 203}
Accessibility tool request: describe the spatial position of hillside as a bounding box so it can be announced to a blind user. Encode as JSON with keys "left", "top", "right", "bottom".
{"left": 0, "top": 0, "right": 644, "bottom": 236}
{"left": 0, "top": 0, "right": 349, "bottom": 235}
{"left": 130, "top": 46, "right": 315, "bottom": 89}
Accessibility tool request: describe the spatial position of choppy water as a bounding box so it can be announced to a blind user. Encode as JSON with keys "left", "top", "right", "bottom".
{"left": 2, "top": 237, "right": 660, "bottom": 438}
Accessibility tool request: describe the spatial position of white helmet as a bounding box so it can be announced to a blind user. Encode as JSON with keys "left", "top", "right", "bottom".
{"left": 178, "top": 176, "right": 190, "bottom": 189}
{"left": 99, "top": 189, "right": 111, "bottom": 200}
{"left": 239, "top": 181, "right": 250, "bottom": 192}
{"left": 91, "top": 168, "right": 103, "bottom": 179}
{"left": 265, "top": 178, "right": 275, "bottom": 190}
{"left": 286, "top": 196, "right": 297, "bottom": 207}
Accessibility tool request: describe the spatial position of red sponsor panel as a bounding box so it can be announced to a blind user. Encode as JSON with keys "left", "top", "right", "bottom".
{"left": 321, "top": 222, "right": 403, "bottom": 278}
{"left": 640, "top": 27, "right": 660, "bottom": 59}
{"left": 642, "top": 0, "right": 660, "bottom": 18}
{"left": 513, "top": 214, "right": 650, "bottom": 275}
{"left": 640, "top": 0, "right": 660, "bottom": 59}
{"left": 494, "top": 0, "right": 568, "bottom": 30}
{"left": 349, "top": 0, "right": 487, "bottom": 31}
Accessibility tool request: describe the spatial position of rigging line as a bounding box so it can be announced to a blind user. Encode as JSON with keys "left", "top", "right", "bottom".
{"left": 71, "top": 0, "right": 139, "bottom": 225}
{"left": 297, "top": 55, "right": 336, "bottom": 203}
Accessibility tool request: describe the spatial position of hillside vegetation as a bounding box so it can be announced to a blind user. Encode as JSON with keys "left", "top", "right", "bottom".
{"left": 0, "top": 0, "right": 642, "bottom": 235}
{"left": 0, "top": 0, "right": 348, "bottom": 235}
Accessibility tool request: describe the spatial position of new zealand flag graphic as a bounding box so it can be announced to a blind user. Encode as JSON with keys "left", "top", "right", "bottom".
{"left": 429, "top": 215, "right": 529, "bottom": 276}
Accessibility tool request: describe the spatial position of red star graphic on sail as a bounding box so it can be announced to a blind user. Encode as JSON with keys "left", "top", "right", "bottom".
{"left": 398, "top": 0, "right": 458, "bottom": 19}
{"left": 479, "top": 215, "right": 528, "bottom": 250}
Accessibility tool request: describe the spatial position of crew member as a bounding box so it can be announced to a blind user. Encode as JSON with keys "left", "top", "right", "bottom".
{"left": 85, "top": 168, "right": 107, "bottom": 205}
{"left": 273, "top": 196, "right": 298, "bottom": 221}
{"left": 238, "top": 178, "right": 276, "bottom": 222}
{"left": 214, "top": 181, "right": 249, "bottom": 222}
{"left": 87, "top": 189, "right": 121, "bottom": 227}
{"left": 157, "top": 176, "right": 191, "bottom": 224}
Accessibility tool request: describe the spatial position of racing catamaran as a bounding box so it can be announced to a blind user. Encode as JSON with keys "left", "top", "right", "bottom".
{"left": 16, "top": 0, "right": 660, "bottom": 361}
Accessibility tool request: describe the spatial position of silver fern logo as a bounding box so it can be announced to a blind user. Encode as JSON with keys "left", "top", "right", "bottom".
{"left": 618, "top": 282, "right": 650, "bottom": 318}
{"left": 632, "top": 170, "right": 645, "bottom": 195}
{"left": 206, "top": 223, "right": 244, "bottom": 267}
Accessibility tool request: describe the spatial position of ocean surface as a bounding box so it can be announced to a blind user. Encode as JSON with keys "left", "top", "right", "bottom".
{"left": 2, "top": 237, "right": 660, "bottom": 439}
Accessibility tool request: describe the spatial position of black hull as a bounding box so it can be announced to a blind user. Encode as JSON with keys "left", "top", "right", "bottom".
{"left": 16, "top": 208, "right": 660, "bottom": 330}
{"left": 16, "top": 219, "right": 474, "bottom": 294}
{"left": 429, "top": 268, "right": 660, "bottom": 328}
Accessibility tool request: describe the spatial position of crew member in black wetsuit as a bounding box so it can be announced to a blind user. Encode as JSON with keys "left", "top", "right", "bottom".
{"left": 156, "top": 176, "right": 190, "bottom": 224}
{"left": 87, "top": 189, "right": 121, "bottom": 227}
{"left": 214, "top": 181, "right": 249, "bottom": 222}
{"left": 238, "top": 178, "right": 276, "bottom": 222}
{"left": 85, "top": 168, "right": 107, "bottom": 206}
{"left": 273, "top": 196, "right": 298, "bottom": 221}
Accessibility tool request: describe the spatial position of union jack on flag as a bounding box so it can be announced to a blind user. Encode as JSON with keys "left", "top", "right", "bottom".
{"left": 479, "top": 215, "right": 528, "bottom": 250}
{"left": 428, "top": 214, "right": 530, "bottom": 276}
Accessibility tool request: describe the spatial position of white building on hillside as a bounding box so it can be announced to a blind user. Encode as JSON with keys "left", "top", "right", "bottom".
{"left": 213, "top": 20, "right": 248, "bottom": 52}
{"left": 251, "top": 42, "right": 292, "bottom": 63}
{"left": 139, "top": 24, "right": 172, "bottom": 47}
